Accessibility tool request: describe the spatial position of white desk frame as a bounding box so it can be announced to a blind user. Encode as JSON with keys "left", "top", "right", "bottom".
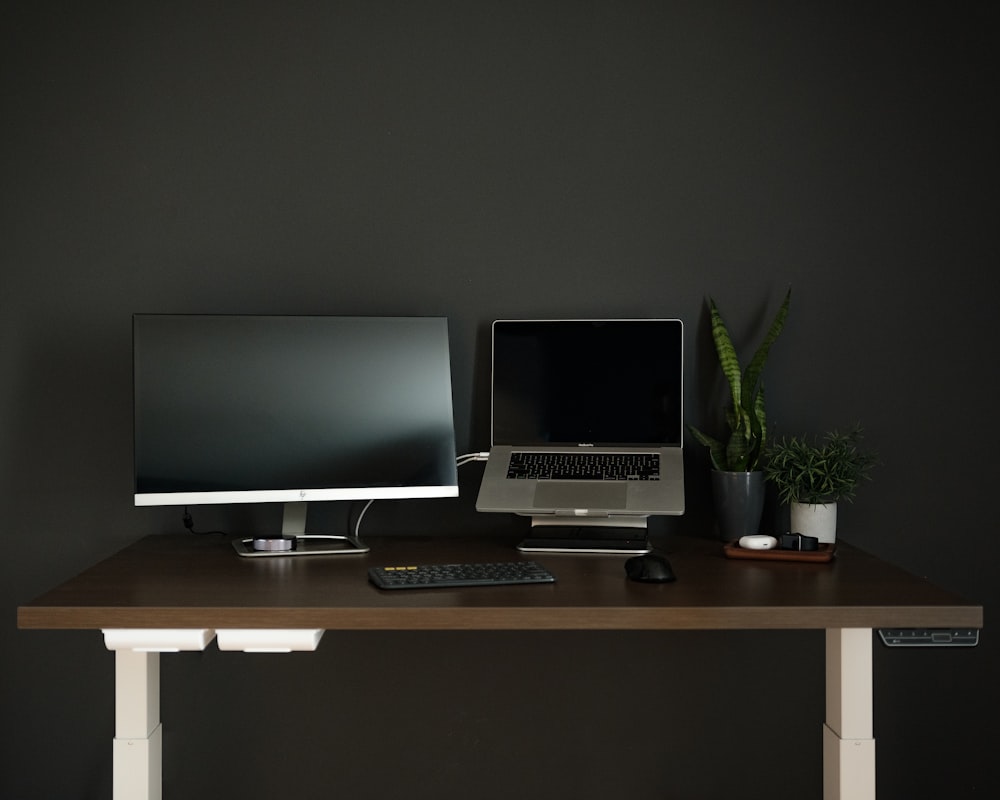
{"left": 109, "top": 626, "right": 875, "bottom": 800}
{"left": 114, "top": 649, "right": 162, "bottom": 800}
{"left": 825, "top": 628, "right": 876, "bottom": 800}
{"left": 23, "top": 535, "right": 972, "bottom": 800}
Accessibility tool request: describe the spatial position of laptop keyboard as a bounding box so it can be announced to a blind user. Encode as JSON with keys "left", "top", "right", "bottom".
{"left": 507, "top": 451, "right": 660, "bottom": 481}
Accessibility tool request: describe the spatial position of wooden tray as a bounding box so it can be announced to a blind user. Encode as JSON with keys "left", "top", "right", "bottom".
{"left": 723, "top": 541, "right": 836, "bottom": 563}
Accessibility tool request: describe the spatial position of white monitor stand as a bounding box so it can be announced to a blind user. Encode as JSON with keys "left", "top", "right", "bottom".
{"left": 232, "top": 501, "right": 370, "bottom": 557}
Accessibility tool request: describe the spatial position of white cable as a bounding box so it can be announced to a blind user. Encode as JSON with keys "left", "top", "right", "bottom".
{"left": 456, "top": 451, "right": 490, "bottom": 466}
{"left": 354, "top": 498, "right": 375, "bottom": 539}
{"left": 353, "top": 453, "right": 489, "bottom": 538}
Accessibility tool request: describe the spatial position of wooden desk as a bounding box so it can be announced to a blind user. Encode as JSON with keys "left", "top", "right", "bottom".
{"left": 18, "top": 533, "right": 982, "bottom": 800}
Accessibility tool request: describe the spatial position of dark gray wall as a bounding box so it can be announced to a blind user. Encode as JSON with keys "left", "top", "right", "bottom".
{"left": 2, "top": 2, "right": 996, "bottom": 798}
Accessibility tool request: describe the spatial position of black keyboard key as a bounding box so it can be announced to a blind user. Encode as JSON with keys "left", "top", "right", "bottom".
{"left": 369, "top": 561, "right": 556, "bottom": 590}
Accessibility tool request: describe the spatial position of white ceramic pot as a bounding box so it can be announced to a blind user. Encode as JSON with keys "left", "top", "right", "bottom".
{"left": 789, "top": 501, "right": 838, "bottom": 544}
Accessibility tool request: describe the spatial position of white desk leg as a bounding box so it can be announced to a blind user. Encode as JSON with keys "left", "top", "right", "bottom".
{"left": 824, "top": 628, "right": 875, "bottom": 800}
{"left": 113, "top": 649, "right": 162, "bottom": 800}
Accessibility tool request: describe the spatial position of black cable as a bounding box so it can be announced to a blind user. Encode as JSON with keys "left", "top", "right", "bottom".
{"left": 182, "top": 507, "right": 225, "bottom": 536}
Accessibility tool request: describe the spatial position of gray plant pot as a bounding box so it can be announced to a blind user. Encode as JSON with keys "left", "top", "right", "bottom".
{"left": 711, "top": 470, "right": 765, "bottom": 541}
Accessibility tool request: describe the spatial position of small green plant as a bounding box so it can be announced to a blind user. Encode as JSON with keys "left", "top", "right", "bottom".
{"left": 688, "top": 289, "right": 791, "bottom": 472}
{"left": 765, "top": 427, "right": 878, "bottom": 505}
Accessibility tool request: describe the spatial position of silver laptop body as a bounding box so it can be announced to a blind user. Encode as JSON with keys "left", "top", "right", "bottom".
{"left": 475, "top": 319, "right": 685, "bottom": 551}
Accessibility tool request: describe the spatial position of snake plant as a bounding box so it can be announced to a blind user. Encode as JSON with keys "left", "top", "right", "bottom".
{"left": 688, "top": 289, "right": 791, "bottom": 472}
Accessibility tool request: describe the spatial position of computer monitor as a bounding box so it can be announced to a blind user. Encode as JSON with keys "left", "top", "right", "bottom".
{"left": 133, "top": 314, "right": 459, "bottom": 556}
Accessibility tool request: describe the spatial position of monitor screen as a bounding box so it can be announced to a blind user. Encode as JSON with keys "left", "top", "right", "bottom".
{"left": 133, "top": 315, "right": 459, "bottom": 507}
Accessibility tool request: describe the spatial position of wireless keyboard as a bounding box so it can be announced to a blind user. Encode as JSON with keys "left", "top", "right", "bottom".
{"left": 368, "top": 561, "right": 556, "bottom": 590}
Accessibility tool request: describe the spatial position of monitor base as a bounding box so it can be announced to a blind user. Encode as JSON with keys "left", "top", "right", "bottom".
{"left": 232, "top": 501, "right": 369, "bottom": 557}
{"left": 233, "top": 534, "right": 369, "bottom": 558}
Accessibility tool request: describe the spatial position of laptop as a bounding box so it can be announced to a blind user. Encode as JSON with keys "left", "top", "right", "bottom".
{"left": 475, "top": 319, "right": 685, "bottom": 552}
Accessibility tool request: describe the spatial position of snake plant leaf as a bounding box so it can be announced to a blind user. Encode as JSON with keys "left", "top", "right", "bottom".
{"left": 688, "top": 426, "right": 727, "bottom": 471}
{"left": 741, "top": 288, "right": 790, "bottom": 411}
{"left": 725, "top": 429, "right": 750, "bottom": 471}
{"left": 747, "top": 383, "right": 767, "bottom": 461}
{"left": 708, "top": 299, "right": 743, "bottom": 414}
{"left": 689, "top": 289, "right": 790, "bottom": 473}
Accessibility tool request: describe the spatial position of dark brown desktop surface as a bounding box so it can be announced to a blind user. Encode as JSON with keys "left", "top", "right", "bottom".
{"left": 17, "top": 533, "right": 982, "bottom": 632}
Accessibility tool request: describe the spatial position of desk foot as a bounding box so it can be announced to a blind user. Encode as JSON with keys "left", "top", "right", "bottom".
{"left": 114, "top": 723, "right": 162, "bottom": 800}
{"left": 823, "top": 723, "right": 875, "bottom": 800}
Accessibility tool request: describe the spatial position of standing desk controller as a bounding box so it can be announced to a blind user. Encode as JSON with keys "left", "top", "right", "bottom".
{"left": 878, "top": 628, "right": 980, "bottom": 647}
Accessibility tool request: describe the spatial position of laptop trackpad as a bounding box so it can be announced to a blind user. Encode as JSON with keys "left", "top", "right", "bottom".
{"left": 532, "top": 482, "right": 628, "bottom": 511}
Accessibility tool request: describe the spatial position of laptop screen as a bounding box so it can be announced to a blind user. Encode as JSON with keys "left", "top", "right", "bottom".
{"left": 491, "top": 319, "right": 683, "bottom": 448}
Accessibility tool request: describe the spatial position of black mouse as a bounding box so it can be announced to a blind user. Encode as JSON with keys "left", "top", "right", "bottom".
{"left": 625, "top": 553, "right": 677, "bottom": 583}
